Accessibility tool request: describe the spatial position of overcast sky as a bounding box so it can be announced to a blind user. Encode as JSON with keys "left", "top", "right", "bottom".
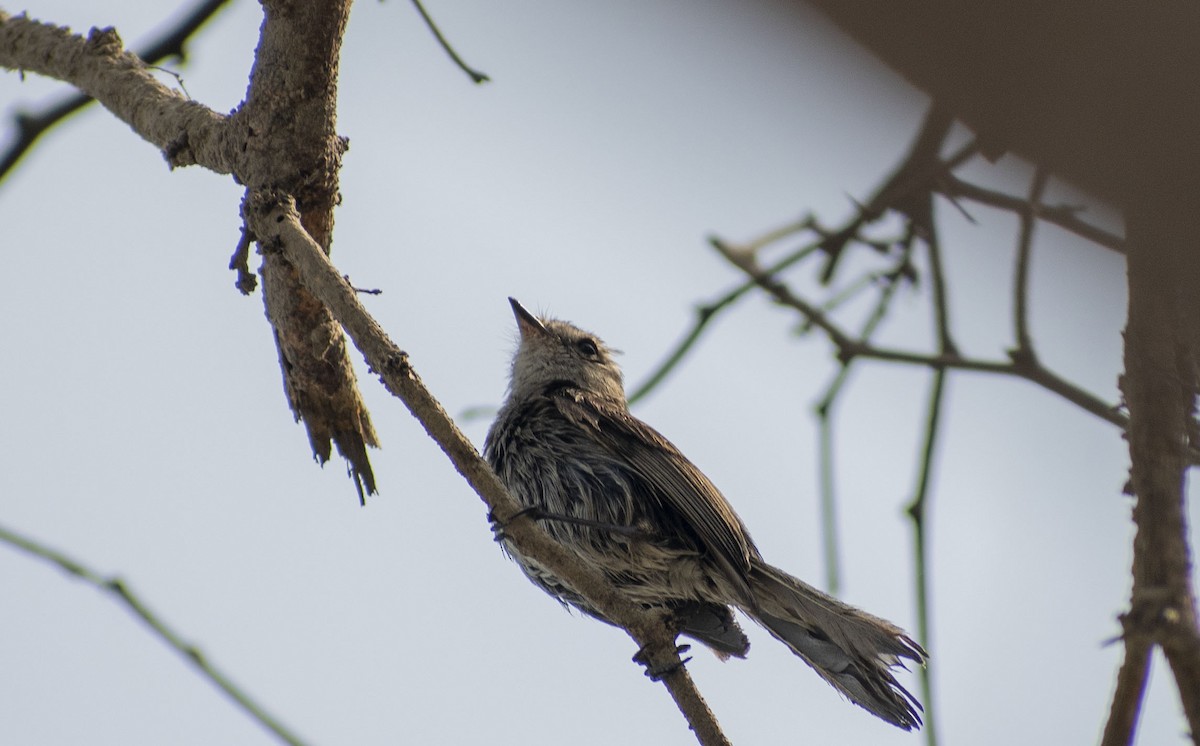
{"left": 0, "top": 2, "right": 1186, "bottom": 745}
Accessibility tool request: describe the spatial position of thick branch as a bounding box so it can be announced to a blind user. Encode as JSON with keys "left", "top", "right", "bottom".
{"left": 243, "top": 191, "right": 731, "bottom": 746}
{"left": 1107, "top": 196, "right": 1200, "bottom": 744}
{"left": 0, "top": 0, "right": 232, "bottom": 182}
{"left": 0, "top": 11, "right": 236, "bottom": 172}
{"left": 1, "top": 7, "right": 380, "bottom": 498}
{"left": 236, "top": 0, "right": 378, "bottom": 500}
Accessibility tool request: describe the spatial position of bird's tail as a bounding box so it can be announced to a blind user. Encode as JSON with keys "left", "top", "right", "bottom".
{"left": 744, "top": 560, "right": 926, "bottom": 730}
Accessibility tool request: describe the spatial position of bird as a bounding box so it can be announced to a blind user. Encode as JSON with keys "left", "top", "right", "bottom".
{"left": 483, "top": 297, "right": 926, "bottom": 730}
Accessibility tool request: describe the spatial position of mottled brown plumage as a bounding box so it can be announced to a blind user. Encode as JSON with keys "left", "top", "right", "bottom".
{"left": 484, "top": 298, "right": 926, "bottom": 729}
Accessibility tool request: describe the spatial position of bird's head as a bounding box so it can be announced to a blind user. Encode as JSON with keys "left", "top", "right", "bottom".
{"left": 505, "top": 298, "right": 625, "bottom": 403}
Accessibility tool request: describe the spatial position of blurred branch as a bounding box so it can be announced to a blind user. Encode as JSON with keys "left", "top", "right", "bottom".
{"left": 818, "top": 106, "right": 962, "bottom": 282}
{"left": 938, "top": 174, "right": 1125, "bottom": 254}
{"left": 1102, "top": 628, "right": 1153, "bottom": 746}
{"left": 1012, "top": 170, "right": 1048, "bottom": 356}
{"left": 1103, "top": 198, "right": 1200, "bottom": 745}
{"left": 813, "top": 236, "right": 918, "bottom": 594}
{"left": 628, "top": 216, "right": 817, "bottom": 405}
{"left": 0, "top": 0, "right": 232, "bottom": 184}
{"left": 711, "top": 235, "right": 1139, "bottom": 433}
{"left": 630, "top": 110, "right": 968, "bottom": 405}
{"left": 407, "top": 0, "right": 490, "bottom": 84}
{"left": 906, "top": 366, "right": 947, "bottom": 746}
{"left": 245, "top": 190, "right": 731, "bottom": 746}
{"left": 923, "top": 213, "right": 956, "bottom": 356}
{"left": 0, "top": 521, "right": 311, "bottom": 746}
{"left": 904, "top": 211, "right": 953, "bottom": 746}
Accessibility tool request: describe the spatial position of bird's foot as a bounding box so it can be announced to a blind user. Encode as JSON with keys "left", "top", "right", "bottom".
{"left": 487, "top": 506, "right": 541, "bottom": 542}
{"left": 633, "top": 643, "right": 692, "bottom": 681}
{"left": 490, "top": 507, "right": 648, "bottom": 541}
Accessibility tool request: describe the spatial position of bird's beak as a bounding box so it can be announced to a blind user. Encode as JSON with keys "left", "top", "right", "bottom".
{"left": 509, "top": 297, "right": 549, "bottom": 339}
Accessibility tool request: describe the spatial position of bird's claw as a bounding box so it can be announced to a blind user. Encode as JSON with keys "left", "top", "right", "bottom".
{"left": 633, "top": 643, "right": 693, "bottom": 681}
{"left": 488, "top": 506, "right": 541, "bottom": 542}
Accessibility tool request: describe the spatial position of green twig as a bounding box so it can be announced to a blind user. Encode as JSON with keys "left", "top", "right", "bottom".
{"left": 627, "top": 216, "right": 815, "bottom": 405}
{"left": 1013, "top": 170, "right": 1048, "bottom": 357}
{"left": 812, "top": 236, "right": 918, "bottom": 592}
{"left": 0, "top": 521, "right": 311, "bottom": 746}
{"left": 814, "top": 413, "right": 842, "bottom": 593}
{"left": 409, "top": 0, "right": 490, "bottom": 84}
{"left": 906, "top": 367, "right": 948, "bottom": 746}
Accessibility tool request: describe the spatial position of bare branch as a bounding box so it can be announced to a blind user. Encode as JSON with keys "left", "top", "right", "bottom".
{"left": 1109, "top": 197, "right": 1200, "bottom": 742}
{"left": 939, "top": 174, "right": 1125, "bottom": 254}
{"left": 818, "top": 106, "right": 960, "bottom": 282}
{"left": 906, "top": 213, "right": 954, "bottom": 746}
{"left": 237, "top": 0, "right": 379, "bottom": 500}
{"left": 1012, "top": 170, "right": 1048, "bottom": 356}
{"left": 628, "top": 216, "right": 816, "bottom": 405}
{"left": 905, "top": 368, "right": 947, "bottom": 746}
{"left": 711, "top": 235, "right": 1139, "bottom": 434}
{"left": 0, "top": 0, "right": 232, "bottom": 183}
{"left": 408, "top": 0, "right": 490, "bottom": 84}
{"left": 0, "top": 13, "right": 235, "bottom": 172}
{"left": 0, "top": 521, "right": 312, "bottom": 746}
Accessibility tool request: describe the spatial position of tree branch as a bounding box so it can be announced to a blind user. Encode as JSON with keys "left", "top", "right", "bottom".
{"left": 818, "top": 105, "right": 961, "bottom": 282}
{"left": 0, "top": 0, "right": 233, "bottom": 183}
{"left": 0, "top": 521, "right": 311, "bottom": 746}
{"left": 0, "top": 12, "right": 236, "bottom": 172}
{"left": 627, "top": 216, "right": 816, "bottom": 405}
{"left": 1012, "top": 169, "right": 1047, "bottom": 356}
{"left": 938, "top": 174, "right": 1125, "bottom": 254}
{"left": 1, "top": 7, "right": 381, "bottom": 498}
{"left": 408, "top": 0, "right": 490, "bottom": 84}
{"left": 236, "top": 0, "right": 379, "bottom": 501}
{"left": 710, "top": 235, "right": 1137, "bottom": 433}
{"left": 906, "top": 367, "right": 946, "bottom": 746}
{"left": 243, "top": 190, "right": 731, "bottom": 746}
{"left": 1105, "top": 195, "right": 1200, "bottom": 744}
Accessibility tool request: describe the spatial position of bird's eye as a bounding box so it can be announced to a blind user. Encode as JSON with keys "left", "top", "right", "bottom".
{"left": 576, "top": 338, "right": 600, "bottom": 357}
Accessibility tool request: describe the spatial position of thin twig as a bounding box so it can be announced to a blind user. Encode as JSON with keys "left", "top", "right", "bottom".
{"left": 907, "top": 212, "right": 954, "bottom": 746}
{"left": 906, "top": 367, "right": 947, "bottom": 746}
{"left": 1012, "top": 170, "right": 1048, "bottom": 356}
{"left": 813, "top": 238, "right": 919, "bottom": 593}
{"left": 814, "top": 412, "right": 842, "bottom": 594}
{"left": 228, "top": 227, "right": 257, "bottom": 294}
{"left": 0, "top": 521, "right": 311, "bottom": 746}
{"left": 627, "top": 216, "right": 816, "bottom": 404}
{"left": 923, "top": 216, "right": 958, "bottom": 355}
{"left": 712, "top": 237, "right": 1136, "bottom": 432}
{"left": 343, "top": 275, "right": 383, "bottom": 295}
{"left": 408, "top": 0, "right": 490, "bottom": 84}
{"left": 818, "top": 106, "right": 960, "bottom": 282}
{"left": 939, "top": 174, "right": 1125, "bottom": 254}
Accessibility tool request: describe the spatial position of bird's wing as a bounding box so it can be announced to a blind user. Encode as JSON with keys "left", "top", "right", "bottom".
{"left": 552, "top": 387, "right": 759, "bottom": 600}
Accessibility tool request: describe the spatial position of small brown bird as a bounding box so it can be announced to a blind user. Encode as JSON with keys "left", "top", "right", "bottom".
{"left": 484, "top": 298, "right": 925, "bottom": 730}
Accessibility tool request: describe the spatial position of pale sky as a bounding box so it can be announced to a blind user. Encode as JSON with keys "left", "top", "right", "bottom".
{"left": 0, "top": 2, "right": 1186, "bottom": 745}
